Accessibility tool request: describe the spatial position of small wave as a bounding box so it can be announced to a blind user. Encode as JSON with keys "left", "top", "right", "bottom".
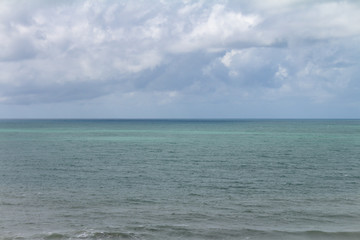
{"left": 243, "top": 229, "right": 360, "bottom": 240}
{"left": 75, "top": 231, "right": 138, "bottom": 240}
{"left": 44, "top": 233, "right": 67, "bottom": 239}
{"left": 0, "top": 201, "right": 21, "bottom": 206}
{"left": 38, "top": 230, "right": 139, "bottom": 240}
{"left": 290, "top": 230, "right": 360, "bottom": 239}
{"left": 6, "top": 229, "right": 360, "bottom": 240}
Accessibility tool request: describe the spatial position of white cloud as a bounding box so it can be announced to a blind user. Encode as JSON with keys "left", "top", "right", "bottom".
{"left": 113, "top": 50, "right": 162, "bottom": 73}
{"left": 275, "top": 65, "right": 288, "bottom": 80}
{"left": 0, "top": 0, "right": 360, "bottom": 117}
{"left": 170, "top": 4, "right": 262, "bottom": 53}
{"left": 178, "top": 1, "right": 203, "bottom": 15}
{"left": 220, "top": 50, "right": 240, "bottom": 68}
{"left": 255, "top": 1, "right": 360, "bottom": 42}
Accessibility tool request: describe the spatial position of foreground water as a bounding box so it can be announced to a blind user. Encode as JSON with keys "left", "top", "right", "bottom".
{"left": 0, "top": 119, "right": 359, "bottom": 240}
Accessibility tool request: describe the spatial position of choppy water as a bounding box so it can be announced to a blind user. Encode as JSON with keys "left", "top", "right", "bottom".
{"left": 0, "top": 119, "right": 359, "bottom": 240}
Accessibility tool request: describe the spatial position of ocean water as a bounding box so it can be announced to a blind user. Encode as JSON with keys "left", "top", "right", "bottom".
{"left": 0, "top": 119, "right": 359, "bottom": 240}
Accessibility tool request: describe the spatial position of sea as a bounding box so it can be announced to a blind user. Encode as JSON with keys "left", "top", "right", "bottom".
{"left": 0, "top": 119, "right": 359, "bottom": 240}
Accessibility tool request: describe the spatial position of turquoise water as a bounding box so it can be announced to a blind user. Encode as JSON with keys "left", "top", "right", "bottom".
{"left": 0, "top": 119, "right": 359, "bottom": 240}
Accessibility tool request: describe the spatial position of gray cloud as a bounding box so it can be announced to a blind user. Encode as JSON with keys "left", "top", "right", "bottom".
{"left": 0, "top": 0, "right": 360, "bottom": 117}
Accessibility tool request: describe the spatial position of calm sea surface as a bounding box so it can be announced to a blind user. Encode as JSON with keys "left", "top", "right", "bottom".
{"left": 0, "top": 119, "right": 359, "bottom": 240}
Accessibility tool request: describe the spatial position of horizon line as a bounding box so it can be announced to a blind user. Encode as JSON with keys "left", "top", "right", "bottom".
{"left": 1, "top": 118, "right": 359, "bottom": 121}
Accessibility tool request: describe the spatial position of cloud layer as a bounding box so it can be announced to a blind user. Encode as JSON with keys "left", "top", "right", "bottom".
{"left": 1, "top": 0, "right": 360, "bottom": 117}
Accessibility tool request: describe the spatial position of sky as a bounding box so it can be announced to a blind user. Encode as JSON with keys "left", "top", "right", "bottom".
{"left": 0, "top": 0, "right": 360, "bottom": 119}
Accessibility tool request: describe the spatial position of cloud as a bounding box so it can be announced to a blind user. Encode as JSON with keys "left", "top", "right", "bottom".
{"left": 169, "top": 4, "right": 262, "bottom": 53}
{"left": 252, "top": 0, "right": 360, "bottom": 48}
{"left": 215, "top": 39, "right": 357, "bottom": 103}
{"left": 0, "top": 0, "right": 360, "bottom": 117}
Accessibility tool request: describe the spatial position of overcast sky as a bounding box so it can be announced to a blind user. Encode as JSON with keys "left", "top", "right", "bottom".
{"left": 0, "top": 0, "right": 360, "bottom": 118}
